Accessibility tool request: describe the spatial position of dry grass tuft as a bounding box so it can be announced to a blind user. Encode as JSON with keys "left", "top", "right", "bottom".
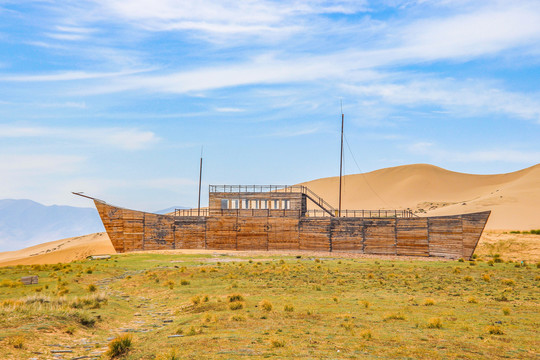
{"left": 427, "top": 317, "right": 442, "bottom": 329}
{"left": 106, "top": 334, "right": 132, "bottom": 358}
{"left": 260, "top": 300, "right": 273, "bottom": 312}
{"left": 487, "top": 325, "right": 504, "bottom": 335}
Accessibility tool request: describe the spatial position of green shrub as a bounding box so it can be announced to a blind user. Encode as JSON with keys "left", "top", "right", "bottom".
{"left": 107, "top": 334, "right": 132, "bottom": 358}
{"left": 284, "top": 304, "right": 294, "bottom": 312}
{"left": 88, "top": 284, "right": 97, "bottom": 292}
{"left": 180, "top": 279, "right": 190, "bottom": 285}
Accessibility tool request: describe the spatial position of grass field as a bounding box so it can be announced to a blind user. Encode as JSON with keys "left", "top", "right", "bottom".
{"left": 0, "top": 252, "right": 538, "bottom": 359}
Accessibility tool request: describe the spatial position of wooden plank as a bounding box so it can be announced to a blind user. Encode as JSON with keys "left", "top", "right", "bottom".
{"left": 396, "top": 218, "right": 429, "bottom": 256}
{"left": 174, "top": 218, "right": 206, "bottom": 249}
{"left": 461, "top": 211, "right": 490, "bottom": 260}
{"left": 428, "top": 217, "right": 463, "bottom": 259}
{"left": 236, "top": 217, "right": 268, "bottom": 250}
{"left": 364, "top": 219, "right": 396, "bottom": 255}
{"left": 299, "top": 219, "right": 331, "bottom": 251}
{"left": 143, "top": 213, "right": 175, "bottom": 250}
{"left": 331, "top": 218, "right": 363, "bottom": 252}
{"left": 268, "top": 218, "right": 299, "bottom": 250}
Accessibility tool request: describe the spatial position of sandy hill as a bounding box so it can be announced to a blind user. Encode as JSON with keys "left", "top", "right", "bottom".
{"left": 0, "top": 232, "right": 114, "bottom": 267}
{"left": 301, "top": 163, "right": 540, "bottom": 230}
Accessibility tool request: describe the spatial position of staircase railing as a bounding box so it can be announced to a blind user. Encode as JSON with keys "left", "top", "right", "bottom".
{"left": 299, "top": 186, "right": 336, "bottom": 217}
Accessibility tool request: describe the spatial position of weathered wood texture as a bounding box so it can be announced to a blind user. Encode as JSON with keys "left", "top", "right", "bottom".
{"left": 94, "top": 200, "right": 489, "bottom": 259}
{"left": 396, "top": 218, "right": 429, "bottom": 257}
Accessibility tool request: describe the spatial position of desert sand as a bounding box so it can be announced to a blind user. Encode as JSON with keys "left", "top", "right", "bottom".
{"left": 302, "top": 163, "right": 540, "bottom": 230}
{"left": 0, "top": 232, "right": 115, "bottom": 267}
{"left": 1, "top": 163, "right": 538, "bottom": 266}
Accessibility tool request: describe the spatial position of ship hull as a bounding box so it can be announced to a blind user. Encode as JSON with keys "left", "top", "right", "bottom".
{"left": 94, "top": 200, "right": 489, "bottom": 260}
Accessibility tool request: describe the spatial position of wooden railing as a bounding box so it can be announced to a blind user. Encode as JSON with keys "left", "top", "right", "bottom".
{"left": 174, "top": 208, "right": 415, "bottom": 218}
{"left": 305, "top": 209, "right": 416, "bottom": 218}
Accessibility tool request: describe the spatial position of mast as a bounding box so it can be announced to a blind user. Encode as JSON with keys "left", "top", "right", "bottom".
{"left": 197, "top": 147, "right": 203, "bottom": 216}
{"left": 339, "top": 106, "right": 344, "bottom": 217}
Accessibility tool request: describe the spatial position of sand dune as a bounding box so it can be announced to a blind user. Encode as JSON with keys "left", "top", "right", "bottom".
{"left": 0, "top": 232, "right": 114, "bottom": 267}
{"left": 301, "top": 163, "right": 540, "bottom": 230}
{"left": 1, "top": 163, "right": 538, "bottom": 266}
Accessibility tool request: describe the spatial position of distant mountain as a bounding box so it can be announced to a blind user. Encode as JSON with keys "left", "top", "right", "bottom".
{"left": 0, "top": 199, "right": 105, "bottom": 252}
{"left": 154, "top": 206, "right": 190, "bottom": 215}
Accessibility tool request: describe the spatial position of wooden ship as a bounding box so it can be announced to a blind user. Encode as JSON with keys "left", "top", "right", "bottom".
{"left": 74, "top": 185, "right": 489, "bottom": 260}
{"left": 75, "top": 112, "right": 490, "bottom": 260}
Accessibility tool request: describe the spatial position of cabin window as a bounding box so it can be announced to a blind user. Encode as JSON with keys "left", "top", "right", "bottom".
{"left": 251, "top": 200, "right": 259, "bottom": 209}
{"left": 283, "top": 200, "right": 290, "bottom": 210}
{"left": 271, "top": 200, "right": 280, "bottom": 209}
{"left": 261, "top": 200, "right": 268, "bottom": 209}
{"left": 221, "top": 199, "right": 228, "bottom": 209}
{"left": 230, "top": 199, "right": 239, "bottom": 209}
{"left": 242, "top": 199, "right": 249, "bottom": 209}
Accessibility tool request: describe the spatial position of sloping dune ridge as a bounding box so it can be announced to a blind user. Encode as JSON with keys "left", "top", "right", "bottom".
{"left": 0, "top": 232, "right": 114, "bottom": 266}
{"left": 302, "top": 163, "right": 540, "bottom": 230}
{"left": 0, "top": 163, "right": 538, "bottom": 266}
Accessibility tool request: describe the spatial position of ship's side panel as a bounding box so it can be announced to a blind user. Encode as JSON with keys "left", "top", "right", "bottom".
{"left": 94, "top": 201, "right": 125, "bottom": 253}
{"left": 174, "top": 217, "right": 206, "bottom": 249}
{"left": 142, "top": 213, "right": 175, "bottom": 250}
{"left": 331, "top": 218, "right": 363, "bottom": 252}
{"left": 396, "top": 218, "right": 429, "bottom": 257}
{"left": 206, "top": 216, "right": 237, "bottom": 250}
{"left": 428, "top": 217, "right": 463, "bottom": 258}
{"left": 298, "top": 218, "right": 331, "bottom": 251}
{"left": 237, "top": 217, "right": 268, "bottom": 250}
{"left": 268, "top": 217, "right": 299, "bottom": 250}
{"left": 122, "top": 209, "right": 144, "bottom": 252}
{"left": 461, "top": 211, "right": 490, "bottom": 260}
{"left": 364, "top": 219, "right": 396, "bottom": 255}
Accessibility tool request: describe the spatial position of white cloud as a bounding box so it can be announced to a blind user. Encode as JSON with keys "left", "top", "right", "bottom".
{"left": 397, "top": 2, "right": 540, "bottom": 61}
{"left": 0, "top": 69, "right": 151, "bottom": 82}
{"left": 89, "top": 0, "right": 369, "bottom": 37}
{"left": 0, "top": 125, "right": 160, "bottom": 150}
{"left": 216, "top": 107, "right": 244, "bottom": 113}
{"left": 344, "top": 78, "right": 540, "bottom": 123}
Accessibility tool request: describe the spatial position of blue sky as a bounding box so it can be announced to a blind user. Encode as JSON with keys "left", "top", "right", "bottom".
{"left": 0, "top": 0, "right": 539, "bottom": 211}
